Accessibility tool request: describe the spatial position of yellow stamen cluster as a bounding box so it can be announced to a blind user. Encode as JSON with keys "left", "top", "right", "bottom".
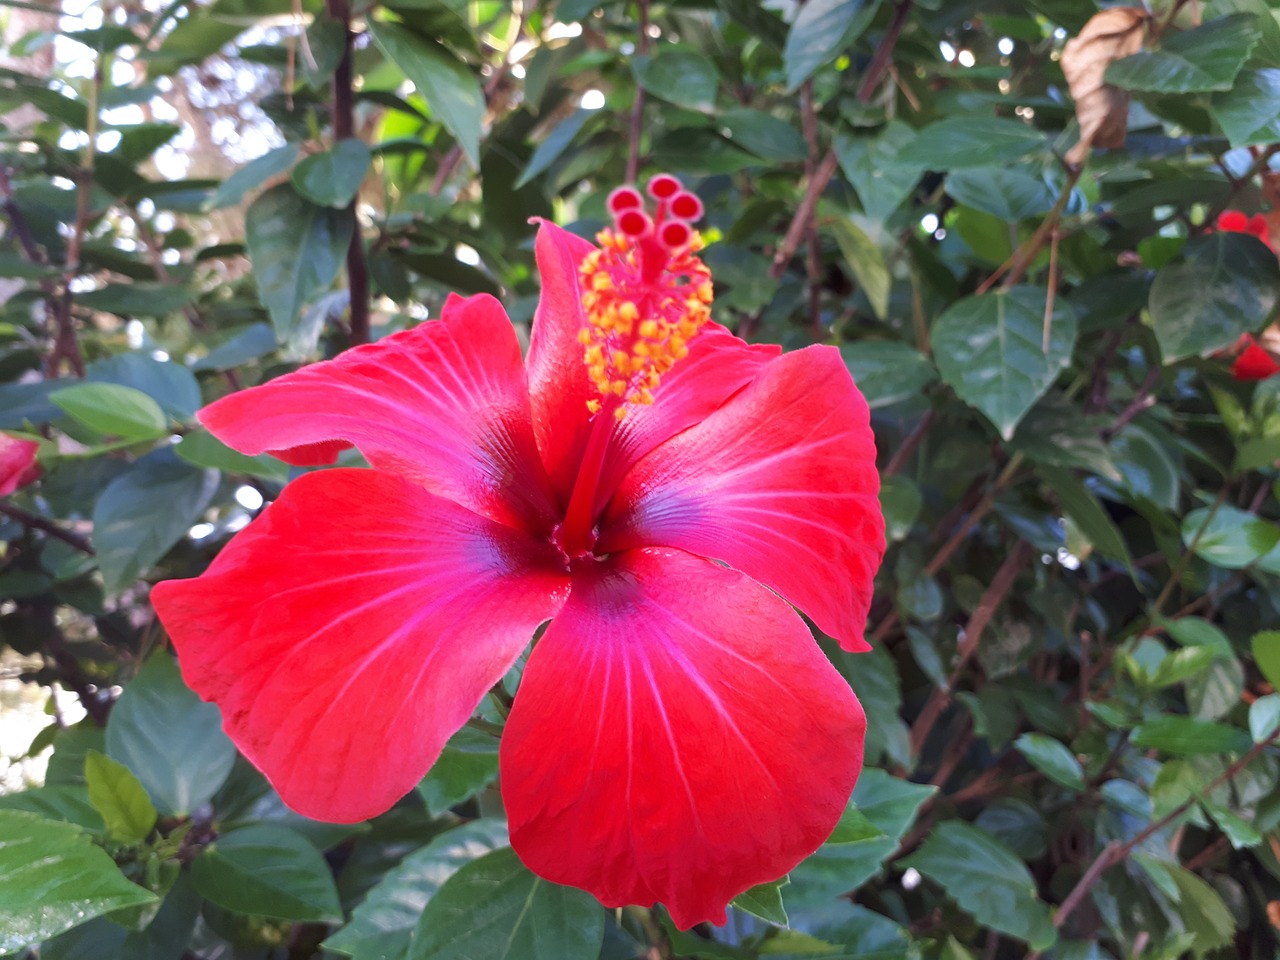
{"left": 578, "top": 229, "right": 714, "bottom": 419}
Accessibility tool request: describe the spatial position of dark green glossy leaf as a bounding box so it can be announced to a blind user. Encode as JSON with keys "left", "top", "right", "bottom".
{"left": 211, "top": 143, "right": 301, "bottom": 209}
{"left": 1014, "top": 733, "right": 1085, "bottom": 791}
{"left": 193, "top": 824, "right": 342, "bottom": 923}
{"left": 1149, "top": 233, "right": 1280, "bottom": 363}
{"left": 901, "top": 821, "right": 1057, "bottom": 950}
{"left": 1106, "top": 14, "right": 1258, "bottom": 93}
{"left": 409, "top": 847, "right": 603, "bottom": 960}
{"left": 835, "top": 122, "right": 924, "bottom": 221}
{"left": 932, "top": 287, "right": 1078, "bottom": 439}
{"left": 636, "top": 49, "right": 719, "bottom": 111}
{"left": 1132, "top": 716, "right": 1252, "bottom": 755}
{"left": 730, "top": 876, "right": 788, "bottom": 926}
{"left": 92, "top": 449, "right": 219, "bottom": 596}
{"left": 244, "top": 183, "right": 354, "bottom": 341}
{"left": 369, "top": 20, "right": 484, "bottom": 168}
{"left": 783, "top": 0, "right": 877, "bottom": 90}
{"left": 105, "top": 654, "right": 237, "bottom": 817}
{"left": 839, "top": 341, "right": 936, "bottom": 408}
{"left": 1212, "top": 68, "right": 1280, "bottom": 146}
{"left": 292, "top": 138, "right": 372, "bottom": 208}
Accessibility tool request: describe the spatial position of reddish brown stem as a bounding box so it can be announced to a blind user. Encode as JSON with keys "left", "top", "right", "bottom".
{"left": 326, "top": 0, "right": 369, "bottom": 347}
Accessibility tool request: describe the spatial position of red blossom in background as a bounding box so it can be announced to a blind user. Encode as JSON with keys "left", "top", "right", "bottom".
{"left": 1214, "top": 211, "right": 1280, "bottom": 381}
{"left": 152, "top": 179, "right": 885, "bottom": 928}
{"left": 0, "top": 434, "right": 41, "bottom": 496}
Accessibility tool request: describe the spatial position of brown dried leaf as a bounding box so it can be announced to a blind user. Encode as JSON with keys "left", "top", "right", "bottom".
{"left": 1061, "top": 7, "right": 1148, "bottom": 165}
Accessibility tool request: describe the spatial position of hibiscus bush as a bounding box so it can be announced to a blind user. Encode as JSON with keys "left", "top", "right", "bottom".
{"left": 3, "top": 0, "right": 1280, "bottom": 957}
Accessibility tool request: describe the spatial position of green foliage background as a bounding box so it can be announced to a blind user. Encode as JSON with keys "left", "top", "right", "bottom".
{"left": 2, "top": 0, "right": 1280, "bottom": 957}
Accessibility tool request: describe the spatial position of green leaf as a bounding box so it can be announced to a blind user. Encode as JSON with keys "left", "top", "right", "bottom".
{"left": 87, "top": 353, "right": 202, "bottom": 420}
{"left": 731, "top": 876, "right": 788, "bottom": 926}
{"left": 636, "top": 50, "right": 719, "bottom": 112}
{"left": 1040, "top": 466, "right": 1136, "bottom": 575}
{"left": 945, "top": 167, "right": 1056, "bottom": 222}
{"left": 828, "top": 215, "right": 891, "bottom": 320}
{"left": 788, "top": 770, "right": 932, "bottom": 910}
{"left": 84, "top": 750, "right": 157, "bottom": 844}
{"left": 897, "top": 117, "right": 1047, "bottom": 169}
{"left": 193, "top": 824, "right": 342, "bottom": 923}
{"left": 369, "top": 20, "right": 484, "bottom": 169}
{"left": 515, "top": 108, "right": 592, "bottom": 188}
{"left": 1105, "top": 13, "right": 1259, "bottom": 93}
{"left": 783, "top": 0, "right": 877, "bottom": 90}
{"left": 879, "top": 475, "right": 923, "bottom": 542}
{"left": 0, "top": 786, "right": 104, "bottom": 834}
{"left": 839, "top": 341, "right": 937, "bottom": 409}
{"left": 1165, "top": 865, "right": 1235, "bottom": 953}
{"left": 190, "top": 322, "right": 277, "bottom": 371}
{"left": 175, "top": 429, "right": 290, "bottom": 481}
{"left": 1249, "top": 693, "right": 1280, "bottom": 742}
{"left": 1149, "top": 233, "right": 1280, "bottom": 362}
{"left": 415, "top": 727, "right": 500, "bottom": 816}
{"left": 932, "top": 287, "right": 1078, "bottom": 440}
{"left": 1211, "top": 68, "right": 1280, "bottom": 146}
{"left": 1131, "top": 716, "right": 1252, "bottom": 755}
{"left": 92, "top": 448, "right": 219, "bottom": 596}
{"left": 105, "top": 655, "right": 237, "bottom": 816}
{"left": 50, "top": 383, "right": 167, "bottom": 441}
{"left": 835, "top": 122, "right": 925, "bottom": 221}
{"left": 78, "top": 283, "right": 196, "bottom": 317}
{"left": 0, "top": 810, "right": 156, "bottom": 953}
{"left": 292, "top": 138, "right": 373, "bottom": 208}
{"left": 325, "top": 820, "right": 509, "bottom": 960}
{"left": 1253, "top": 631, "right": 1280, "bottom": 687}
{"left": 719, "top": 108, "right": 808, "bottom": 163}
{"left": 1014, "top": 733, "right": 1085, "bottom": 790}
{"left": 901, "top": 821, "right": 1057, "bottom": 950}
{"left": 244, "top": 183, "right": 355, "bottom": 342}
{"left": 1182, "top": 504, "right": 1280, "bottom": 569}
{"left": 211, "top": 143, "right": 300, "bottom": 209}
{"left": 409, "top": 847, "right": 604, "bottom": 960}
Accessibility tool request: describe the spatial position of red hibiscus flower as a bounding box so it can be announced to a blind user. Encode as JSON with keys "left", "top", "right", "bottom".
{"left": 0, "top": 434, "right": 41, "bottom": 496}
{"left": 1216, "top": 209, "right": 1273, "bottom": 249}
{"left": 152, "top": 176, "right": 884, "bottom": 928}
{"left": 1215, "top": 211, "right": 1280, "bottom": 380}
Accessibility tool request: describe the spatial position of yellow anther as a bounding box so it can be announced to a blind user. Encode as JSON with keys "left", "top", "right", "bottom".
{"left": 587, "top": 399, "right": 602, "bottom": 414}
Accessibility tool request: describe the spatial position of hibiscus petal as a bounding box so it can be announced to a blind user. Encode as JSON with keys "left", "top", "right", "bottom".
{"left": 0, "top": 435, "right": 40, "bottom": 496}
{"left": 599, "top": 346, "right": 885, "bottom": 651}
{"left": 501, "top": 547, "right": 865, "bottom": 929}
{"left": 526, "top": 221, "right": 598, "bottom": 499}
{"left": 200, "top": 293, "right": 557, "bottom": 531}
{"left": 525, "top": 220, "right": 779, "bottom": 505}
{"left": 152, "top": 468, "right": 569, "bottom": 823}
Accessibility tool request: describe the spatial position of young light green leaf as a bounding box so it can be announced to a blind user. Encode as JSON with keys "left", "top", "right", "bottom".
{"left": 0, "top": 810, "right": 156, "bottom": 953}
{"left": 84, "top": 750, "right": 157, "bottom": 844}
{"left": 50, "top": 382, "right": 167, "bottom": 441}
{"left": 1182, "top": 504, "right": 1280, "bottom": 570}
{"left": 1253, "top": 631, "right": 1280, "bottom": 688}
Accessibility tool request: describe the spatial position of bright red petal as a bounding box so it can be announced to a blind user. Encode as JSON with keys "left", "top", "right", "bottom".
{"left": 599, "top": 346, "right": 885, "bottom": 651}
{"left": 0, "top": 435, "right": 39, "bottom": 496}
{"left": 1217, "top": 210, "right": 1248, "bottom": 233}
{"left": 152, "top": 468, "right": 568, "bottom": 823}
{"left": 200, "top": 293, "right": 557, "bottom": 531}
{"left": 502, "top": 548, "right": 865, "bottom": 929}
{"left": 593, "top": 326, "right": 780, "bottom": 512}
{"left": 1232, "top": 335, "right": 1280, "bottom": 380}
{"left": 526, "top": 221, "right": 599, "bottom": 500}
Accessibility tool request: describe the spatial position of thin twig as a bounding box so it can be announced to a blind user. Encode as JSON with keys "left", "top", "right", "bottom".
{"left": 626, "top": 0, "right": 651, "bottom": 184}
{"left": 1049, "top": 728, "right": 1280, "bottom": 935}
{"left": 770, "top": 0, "right": 914, "bottom": 279}
{"left": 977, "top": 167, "right": 1082, "bottom": 295}
{"left": 910, "top": 541, "right": 1033, "bottom": 753}
{"left": 883, "top": 409, "right": 936, "bottom": 478}
{"left": 0, "top": 503, "right": 94, "bottom": 555}
{"left": 325, "top": 0, "right": 370, "bottom": 346}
